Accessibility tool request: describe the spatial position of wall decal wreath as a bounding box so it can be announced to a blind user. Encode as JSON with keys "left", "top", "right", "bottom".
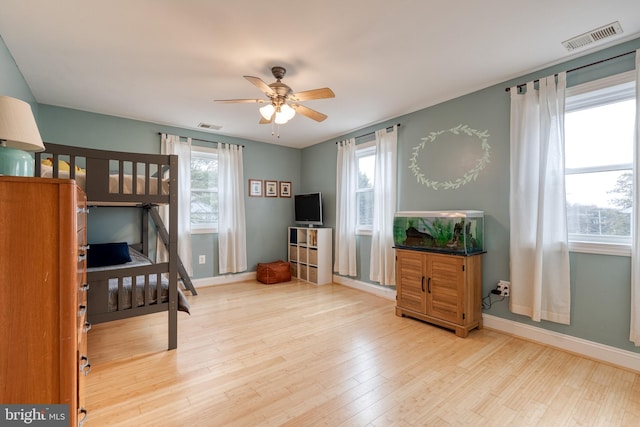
{"left": 408, "top": 124, "right": 491, "bottom": 190}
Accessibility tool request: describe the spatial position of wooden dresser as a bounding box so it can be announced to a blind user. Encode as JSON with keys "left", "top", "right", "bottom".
{"left": 0, "top": 177, "right": 89, "bottom": 426}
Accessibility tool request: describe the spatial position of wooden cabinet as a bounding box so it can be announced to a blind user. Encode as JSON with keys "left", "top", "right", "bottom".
{"left": 395, "top": 248, "right": 483, "bottom": 338}
{"left": 0, "top": 177, "right": 88, "bottom": 426}
{"left": 288, "top": 227, "right": 332, "bottom": 285}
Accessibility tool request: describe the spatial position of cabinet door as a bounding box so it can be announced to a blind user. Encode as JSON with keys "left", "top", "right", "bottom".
{"left": 396, "top": 250, "right": 427, "bottom": 313}
{"left": 426, "top": 254, "right": 464, "bottom": 324}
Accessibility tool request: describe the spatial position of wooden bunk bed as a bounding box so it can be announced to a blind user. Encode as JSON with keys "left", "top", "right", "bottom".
{"left": 35, "top": 142, "right": 196, "bottom": 350}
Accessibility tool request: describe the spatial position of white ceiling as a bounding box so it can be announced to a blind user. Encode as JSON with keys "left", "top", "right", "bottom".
{"left": 1, "top": 1, "right": 639, "bottom": 148}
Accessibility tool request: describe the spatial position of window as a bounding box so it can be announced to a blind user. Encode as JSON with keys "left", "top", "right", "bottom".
{"left": 565, "top": 71, "right": 636, "bottom": 254}
{"left": 356, "top": 142, "right": 375, "bottom": 232}
{"left": 191, "top": 146, "right": 218, "bottom": 233}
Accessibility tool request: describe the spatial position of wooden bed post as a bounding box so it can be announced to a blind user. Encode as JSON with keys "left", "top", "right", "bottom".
{"left": 168, "top": 155, "right": 178, "bottom": 350}
{"left": 142, "top": 208, "right": 149, "bottom": 256}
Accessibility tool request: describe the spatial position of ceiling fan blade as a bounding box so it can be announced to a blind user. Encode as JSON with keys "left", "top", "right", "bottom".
{"left": 290, "top": 87, "right": 335, "bottom": 102}
{"left": 244, "top": 76, "right": 276, "bottom": 96}
{"left": 291, "top": 104, "right": 328, "bottom": 122}
{"left": 214, "top": 98, "right": 268, "bottom": 103}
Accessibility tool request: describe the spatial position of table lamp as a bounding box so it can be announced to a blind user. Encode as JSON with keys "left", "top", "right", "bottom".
{"left": 0, "top": 95, "right": 45, "bottom": 176}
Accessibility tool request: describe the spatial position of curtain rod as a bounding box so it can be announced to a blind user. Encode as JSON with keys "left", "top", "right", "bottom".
{"left": 158, "top": 132, "right": 245, "bottom": 147}
{"left": 335, "top": 123, "right": 401, "bottom": 144}
{"left": 505, "top": 50, "right": 636, "bottom": 92}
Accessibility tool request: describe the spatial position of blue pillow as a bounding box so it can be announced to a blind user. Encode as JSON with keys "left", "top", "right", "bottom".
{"left": 87, "top": 242, "right": 132, "bottom": 268}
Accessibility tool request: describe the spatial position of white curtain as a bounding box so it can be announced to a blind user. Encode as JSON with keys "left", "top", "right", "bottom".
{"left": 631, "top": 49, "right": 640, "bottom": 345}
{"left": 369, "top": 125, "right": 398, "bottom": 285}
{"left": 509, "top": 72, "right": 571, "bottom": 324}
{"left": 158, "top": 133, "right": 192, "bottom": 276}
{"left": 334, "top": 138, "right": 357, "bottom": 276}
{"left": 218, "top": 143, "right": 247, "bottom": 274}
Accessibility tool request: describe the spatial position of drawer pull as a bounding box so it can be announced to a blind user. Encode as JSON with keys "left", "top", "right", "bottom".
{"left": 78, "top": 408, "right": 88, "bottom": 427}
{"left": 83, "top": 322, "right": 92, "bottom": 333}
{"left": 78, "top": 305, "right": 87, "bottom": 317}
{"left": 78, "top": 254, "right": 87, "bottom": 262}
{"left": 80, "top": 283, "right": 90, "bottom": 292}
{"left": 79, "top": 244, "right": 90, "bottom": 252}
{"left": 77, "top": 207, "right": 89, "bottom": 214}
{"left": 427, "top": 277, "right": 432, "bottom": 294}
{"left": 80, "top": 355, "right": 92, "bottom": 376}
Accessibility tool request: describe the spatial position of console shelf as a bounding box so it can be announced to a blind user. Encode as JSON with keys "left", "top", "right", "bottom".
{"left": 288, "top": 227, "right": 332, "bottom": 285}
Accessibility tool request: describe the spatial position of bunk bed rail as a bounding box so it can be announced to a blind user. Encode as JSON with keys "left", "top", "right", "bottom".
{"left": 35, "top": 142, "right": 177, "bottom": 206}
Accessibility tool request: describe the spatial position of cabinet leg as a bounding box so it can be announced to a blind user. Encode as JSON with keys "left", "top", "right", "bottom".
{"left": 455, "top": 327, "right": 469, "bottom": 338}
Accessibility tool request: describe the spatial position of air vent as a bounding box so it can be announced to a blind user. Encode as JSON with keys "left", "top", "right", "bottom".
{"left": 562, "top": 21, "right": 623, "bottom": 52}
{"left": 198, "top": 122, "right": 222, "bottom": 130}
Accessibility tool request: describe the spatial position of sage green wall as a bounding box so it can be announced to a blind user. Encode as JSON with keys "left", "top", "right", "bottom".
{"left": 303, "top": 38, "right": 640, "bottom": 354}
{"left": 0, "top": 34, "right": 37, "bottom": 114}
{"left": 36, "top": 104, "right": 301, "bottom": 278}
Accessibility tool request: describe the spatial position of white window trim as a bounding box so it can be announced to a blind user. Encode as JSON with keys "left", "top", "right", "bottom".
{"left": 569, "top": 241, "right": 631, "bottom": 257}
{"left": 191, "top": 145, "right": 218, "bottom": 234}
{"left": 565, "top": 70, "right": 635, "bottom": 256}
{"left": 356, "top": 141, "right": 376, "bottom": 235}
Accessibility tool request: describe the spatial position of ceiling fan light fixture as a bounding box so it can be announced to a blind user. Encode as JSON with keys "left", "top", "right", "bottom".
{"left": 280, "top": 104, "right": 296, "bottom": 121}
{"left": 274, "top": 104, "right": 295, "bottom": 124}
{"left": 259, "top": 104, "right": 275, "bottom": 120}
{"left": 215, "top": 66, "right": 333, "bottom": 127}
{"left": 274, "top": 110, "right": 288, "bottom": 124}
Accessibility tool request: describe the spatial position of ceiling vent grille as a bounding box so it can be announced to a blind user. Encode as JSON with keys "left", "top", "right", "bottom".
{"left": 198, "top": 122, "right": 222, "bottom": 131}
{"left": 562, "top": 21, "right": 623, "bottom": 52}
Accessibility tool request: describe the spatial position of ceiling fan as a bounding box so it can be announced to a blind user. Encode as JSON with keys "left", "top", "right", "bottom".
{"left": 215, "top": 66, "right": 335, "bottom": 124}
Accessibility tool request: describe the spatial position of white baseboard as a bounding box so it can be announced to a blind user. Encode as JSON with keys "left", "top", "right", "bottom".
{"left": 333, "top": 275, "right": 396, "bottom": 301}
{"left": 483, "top": 314, "right": 640, "bottom": 373}
{"left": 191, "top": 271, "right": 257, "bottom": 288}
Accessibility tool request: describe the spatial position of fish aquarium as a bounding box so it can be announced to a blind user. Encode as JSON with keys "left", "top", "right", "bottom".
{"left": 393, "top": 211, "right": 484, "bottom": 255}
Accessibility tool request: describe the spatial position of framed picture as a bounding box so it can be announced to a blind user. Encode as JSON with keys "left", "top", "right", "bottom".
{"left": 265, "top": 180, "right": 278, "bottom": 197}
{"left": 249, "top": 179, "right": 263, "bottom": 197}
{"left": 279, "top": 181, "right": 292, "bottom": 198}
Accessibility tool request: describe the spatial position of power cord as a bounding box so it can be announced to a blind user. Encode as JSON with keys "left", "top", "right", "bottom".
{"left": 482, "top": 290, "right": 505, "bottom": 310}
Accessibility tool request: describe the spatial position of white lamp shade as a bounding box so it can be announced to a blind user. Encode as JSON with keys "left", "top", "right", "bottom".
{"left": 275, "top": 104, "right": 296, "bottom": 124}
{"left": 280, "top": 104, "right": 296, "bottom": 121}
{"left": 259, "top": 104, "right": 275, "bottom": 120}
{"left": 0, "top": 96, "right": 44, "bottom": 152}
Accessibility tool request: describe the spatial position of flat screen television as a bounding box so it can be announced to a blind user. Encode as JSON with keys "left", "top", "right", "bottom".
{"left": 294, "top": 192, "right": 323, "bottom": 226}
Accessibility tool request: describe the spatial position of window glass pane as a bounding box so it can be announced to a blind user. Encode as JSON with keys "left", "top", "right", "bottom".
{"left": 191, "top": 155, "right": 218, "bottom": 190}
{"left": 190, "top": 150, "right": 218, "bottom": 230}
{"left": 565, "top": 99, "right": 634, "bottom": 170}
{"left": 357, "top": 190, "right": 374, "bottom": 227}
{"left": 358, "top": 155, "right": 375, "bottom": 190}
{"left": 191, "top": 191, "right": 218, "bottom": 226}
{"left": 564, "top": 78, "right": 635, "bottom": 248}
{"left": 566, "top": 170, "right": 631, "bottom": 238}
{"left": 356, "top": 147, "right": 375, "bottom": 230}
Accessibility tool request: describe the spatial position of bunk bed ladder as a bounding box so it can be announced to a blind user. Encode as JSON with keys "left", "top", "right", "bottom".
{"left": 149, "top": 207, "right": 198, "bottom": 296}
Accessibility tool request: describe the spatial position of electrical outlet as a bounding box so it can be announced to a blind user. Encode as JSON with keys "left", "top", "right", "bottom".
{"left": 498, "top": 280, "right": 510, "bottom": 297}
{"left": 198, "top": 255, "right": 206, "bottom": 265}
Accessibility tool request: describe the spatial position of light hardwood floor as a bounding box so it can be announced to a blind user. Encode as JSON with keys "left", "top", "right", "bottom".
{"left": 86, "top": 280, "right": 640, "bottom": 426}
